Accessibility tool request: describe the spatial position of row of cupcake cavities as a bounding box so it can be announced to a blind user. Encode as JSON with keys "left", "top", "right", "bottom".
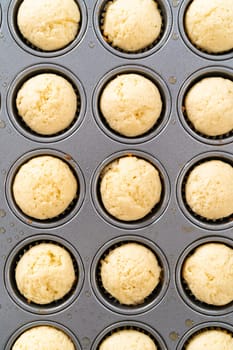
{"left": 6, "top": 151, "right": 233, "bottom": 228}
{"left": 7, "top": 322, "right": 233, "bottom": 350}
{"left": 6, "top": 66, "right": 233, "bottom": 143}
{"left": 5, "top": 0, "right": 233, "bottom": 58}
{"left": 5, "top": 235, "right": 233, "bottom": 315}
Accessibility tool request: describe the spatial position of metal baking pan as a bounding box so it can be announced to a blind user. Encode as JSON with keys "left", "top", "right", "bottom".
{"left": 0, "top": 0, "right": 232, "bottom": 349}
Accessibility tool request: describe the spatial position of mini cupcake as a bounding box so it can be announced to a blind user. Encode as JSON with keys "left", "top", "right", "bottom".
{"left": 185, "top": 0, "right": 233, "bottom": 53}
{"left": 182, "top": 243, "right": 233, "bottom": 306}
{"left": 15, "top": 243, "right": 76, "bottom": 305}
{"left": 12, "top": 326, "right": 75, "bottom": 350}
{"left": 102, "top": 0, "right": 162, "bottom": 52}
{"left": 100, "top": 242, "right": 161, "bottom": 305}
{"left": 185, "top": 160, "right": 233, "bottom": 220}
{"left": 100, "top": 156, "right": 162, "bottom": 221}
{"left": 100, "top": 73, "right": 162, "bottom": 137}
{"left": 13, "top": 156, "right": 77, "bottom": 220}
{"left": 99, "top": 329, "right": 157, "bottom": 350}
{"left": 16, "top": 73, "right": 77, "bottom": 135}
{"left": 17, "top": 0, "right": 80, "bottom": 51}
{"left": 184, "top": 77, "right": 233, "bottom": 137}
{"left": 186, "top": 329, "right": 233, "bottom": 350}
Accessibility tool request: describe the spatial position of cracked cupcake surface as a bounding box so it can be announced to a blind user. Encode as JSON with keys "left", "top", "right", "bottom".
{"left": 100, "top": 242, "right": 161, "bottom": 305}
{"left": 100, "top": 156, "right": 162, "bottom": 221}
{"left": 15, "top": 243, "right": 76, "bottom": 305}
{"left": 102, "top": 0, "right": 162, "bottom": 52}
{"left": 182, "top": 243, "right": 233, "bottom": 306}
{"left": 185, "top": 77, "right": 233, "bottom": 137}
{"left": 100, "top": 73, "right": 162, "bottom": 137}
{"left": 12, "top": 326, "right": 75, "bottom": 350}
{"left": 186, "top": 329, "right": 233, "bottom": 350}
{"left": 16, "top": 73, "right": 77, "bottom": 135}
{"left": 185, "top": 0, "right": 233, "bottom": 53}
{"left": 17, "top": 0, "right": 80, "bottom": 51}
{"left": 185, "top": 160, "right": 233, "bottom": 220}
{"left": 13, "top": 156, "right": 78, "bottom": 220}
{"left": 99, "top": 329, "right": 157, "bottom": 350}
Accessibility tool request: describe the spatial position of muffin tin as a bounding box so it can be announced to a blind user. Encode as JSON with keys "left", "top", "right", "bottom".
{"left": 0, "top": 0, "right": 232, "bottom": 349}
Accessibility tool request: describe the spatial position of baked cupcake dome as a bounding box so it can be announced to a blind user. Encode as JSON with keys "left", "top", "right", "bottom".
{"left": 100, "top": 156, "right": 162, "bottom": 221}
{"left": 100, "top": 242, "right": 161, "bottom": 305}
{"left": 100, "top": 73, "right": 162, "bottom": 137}
{"left": 102, "top": 0, "right": 162, "bottom": 52}
{"left": 16, "top": 73, "right": 77, "bottom": 135}
{"left": 185, "top": 329, "right": 233, "bottom": 350}
{"left": 185, "top": 160, "right": 233, "bottom": 220}
{"left": 185, "top": 0, "right": 233, "bottom": 53}
{"left": 13, "top": 155, "right": 78, "bottom": 220}
{"left": 17, "top": 0, "right": 80, "bottom": 51}
{"left": 12, "top": 326, "right": 75, "bottom": 350}
{"left": 99, "top": 329, "right": 157, "bottom": 350}
{"left": 182, "top": 243, "right": 233, "bottom": 306}
{"left": 184, "top": 77, "right": 233, "bottom": 137}
{"left": 15, "top": 243, "right": 76, "bottom": 305}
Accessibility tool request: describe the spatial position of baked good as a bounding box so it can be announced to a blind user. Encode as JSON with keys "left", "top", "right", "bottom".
{"left": 15, "top": 243, "right": 76, "bottom": 304}
{"left": 16, "top": 73, "right": 77, "bottom": 135}
{"left": 182, "top": 243, "right": 233, "bottom": 306}
{"left": 12, "top": 326, "right": 75, "bottom": 350}
{"left": 185, "top": 77, "right": 233, "bottom": 136}
{"left": 102, "top": 0, "right": 162, "bottom": 52}
{"left": 100, "top": 156, "right": 162, "bottom": 221}
{"left": 186, "top": 329, "right": 233, "bottom": 350}
{"left": 100, "top": 242, "right": 161, "bottom": 305}
{"left": 100, "top": 73, "right": 162, "bottom": 137}
{"left": 99, "top": 329, "right": 157, "bottom": 350}
{"left": 185, "top": 160, "right": 233, "bottom": 220}
{"left": 17, "top": 0, "right": 80, "bottom": 51}
{"left": 13, "top": 156, "right": 77, "bottom": 220}
{"left": 185, "top": 0, "right": 233, "bottom": 53}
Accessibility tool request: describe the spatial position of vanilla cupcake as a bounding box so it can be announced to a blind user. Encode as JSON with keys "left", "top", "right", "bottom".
{"left": 100, "top": 156, "right": 162, "bottom": 221}
{"left": 101, "top": 242, "right": 161, "bottom": 305}
{"left": 12, "top": 326, "right": 75, "bottom": 350}
{"left": 17, "top": 0, "right": 80, "bottom": 51}
{"left": 102, "top": 0, "right": 162, "bottom": 52}
{"left": 13, "top": 156, "right": 77, "bottom": 220}
{"left": 15, "top": 243, "right": 76, "bottom": 304}
{"left": 99, "top": 329, "right": 157, "bottom": 350}
{"left": 182, "top": 243, "right": 233, "bottom": 306}
{"left": 186, "top": 329, "right": 233, "bottom": 350}
{"left": 100, "top": 74, "right": 162, "bottom": 137}
{"left": 185, "top": 0, "right": 233, "bottom": 53}
{"left": 16, "top": 73, "right": 77, "bottom": 135}
{"left": 185, "top": 77, "right": 233, "bottom": 137}
{"left": 185, "top": 160, "right": 233, "bottom": 220}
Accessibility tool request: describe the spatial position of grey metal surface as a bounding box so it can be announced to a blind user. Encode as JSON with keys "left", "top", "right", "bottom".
{"left": 0, "top": 0, "right": 232, "bottom": 349}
